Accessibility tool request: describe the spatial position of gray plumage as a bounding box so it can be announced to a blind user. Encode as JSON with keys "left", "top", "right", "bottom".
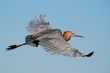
{"left": 7, "top": 15, "right": 94, "bottom": 57}
{"left": 25, "top": 15, "right": 93, "bottom": 57}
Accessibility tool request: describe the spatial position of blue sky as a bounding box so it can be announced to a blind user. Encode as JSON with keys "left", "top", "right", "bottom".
{"left": 0, "top": 0, "right": 110, "bottom": 73}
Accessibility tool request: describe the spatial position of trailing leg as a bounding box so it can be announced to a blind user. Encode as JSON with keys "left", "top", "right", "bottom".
{"left": 6, "top": 43, "right": 27, "bottom": 50}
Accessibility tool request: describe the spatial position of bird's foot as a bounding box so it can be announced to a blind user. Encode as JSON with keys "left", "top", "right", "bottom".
{"left": 6, "top": 45, "right": 18, "bottom": 50}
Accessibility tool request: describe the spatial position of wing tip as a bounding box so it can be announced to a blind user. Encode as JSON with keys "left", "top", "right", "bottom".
{"left": 84, "top": 51, "right": 94, "bottom": 57}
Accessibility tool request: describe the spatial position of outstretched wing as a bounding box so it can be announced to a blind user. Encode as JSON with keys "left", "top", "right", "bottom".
{"left": 39, "top": 32, "right": 93, "bottom": 57}
{"left": 26, "top": 15, "right": 51, "bottom": 35}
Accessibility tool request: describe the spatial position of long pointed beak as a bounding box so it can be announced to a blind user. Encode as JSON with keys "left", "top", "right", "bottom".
{"left": 73, "top": 34, "right": 84, "bottom": 38}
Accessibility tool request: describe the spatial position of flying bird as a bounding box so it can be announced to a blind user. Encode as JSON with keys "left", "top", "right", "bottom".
{"left": 6, "top": 15, "right": 94, "bottom": 57}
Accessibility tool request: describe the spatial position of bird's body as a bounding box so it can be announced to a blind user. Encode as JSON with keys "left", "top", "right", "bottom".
{"left": 7, "top": 15, "right": 94, "bottom": 57}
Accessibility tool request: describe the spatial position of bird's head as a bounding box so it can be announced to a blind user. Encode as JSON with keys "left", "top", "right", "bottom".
{"left": 63, "top": 31, "right": 84, "bottom": 41}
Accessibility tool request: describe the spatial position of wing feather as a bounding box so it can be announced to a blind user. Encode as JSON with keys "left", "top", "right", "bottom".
{"left": 26, "top": 15, "right": 51, "bottom": 34}
{"left": 39, "top": 36, "right": 86, "bottom": 57}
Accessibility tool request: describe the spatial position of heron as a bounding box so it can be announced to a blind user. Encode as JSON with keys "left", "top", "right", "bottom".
{"left": 6, "top": 15, "right": 94, "bottom": 57}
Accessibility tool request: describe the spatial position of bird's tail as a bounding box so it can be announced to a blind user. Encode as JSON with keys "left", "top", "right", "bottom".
{"left": 6, "top": 43, "right": 27, "bottom": 50}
